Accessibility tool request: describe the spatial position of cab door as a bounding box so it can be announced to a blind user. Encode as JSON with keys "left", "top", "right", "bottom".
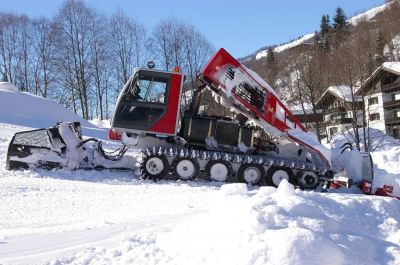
{"left": 113, "top": 69, "right": 184, "bottom": 136}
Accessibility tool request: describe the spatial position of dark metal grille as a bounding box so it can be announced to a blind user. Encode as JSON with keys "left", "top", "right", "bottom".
{"left": 224, "top": 66, "right": 235, "bottom": 80}
{"left": 233, "top": 82, "right": 266, "bottom": 111}
{"left": 13, "top": 129, "right": 52, "bottom": 148}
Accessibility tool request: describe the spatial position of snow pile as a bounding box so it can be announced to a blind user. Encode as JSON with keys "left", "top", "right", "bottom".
{"left": 330, "top": 128, "right": 400, "bottom": 197}
{"left": 0, "top": 86, "right": 107, "bottom": 139}
{"left": 43, "top": 182, "right": 400, "bottom": 265}
{"left": 0, "top": 82, "right": 19, "bottom": 92}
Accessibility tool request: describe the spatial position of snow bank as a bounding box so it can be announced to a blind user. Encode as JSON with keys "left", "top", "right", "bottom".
{"left": 0, "top": 82, "right": 18, "bottom": 92}
{"left": 45, "top": 181, "right": 400, "bottom": 265}
{"left": 0, "top": 87, "right": 107, "bottom": 139}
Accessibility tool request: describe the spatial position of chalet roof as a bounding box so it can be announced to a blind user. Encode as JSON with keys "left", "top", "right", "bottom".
{"left": 286, "top": 102, "right": 322, "bottom": 115}
{"left": 316, "top": 85, "right": 362, "bottom": 107}
{"left": 356, "top": 62, "right": 400, "bottom": 95}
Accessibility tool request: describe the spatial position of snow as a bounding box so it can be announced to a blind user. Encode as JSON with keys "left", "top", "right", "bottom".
{"left": 287, "top": 102, "right": 318, "bottom": 115}
{"left": 0, "top": 82, "right": 19, "bottom": 92}
{"left": 348, "top": 2, "right": 391, "bottom": 26}
{"left": 329, "top": 128, "right": 400, "bottom": 197}
{"left": 288, "top": 128, "right": 332, "bottom": 166}
{"left": 220, "top": 183, "right": 248, "bottom": 196}
{"left": 318, "top": 85, "right": 362, "bottom": 104}
{"left": 1, "top": 80, "right": 400, "bottom": 264}
{"left": 255, "top": 2, "right": 390, "bottom": 60}
{"left": 0, "top": 84, "right": 106, "bottom": 139}
{"left": 89, "top": 118, "right": 111, "bottom": 129}
{"left": 243, "top": 65, "right": 279, "bottom": 97}
{"left": 255, "top": 34, "right": 315, "bottom": 59}
{"left": 382, "top": 62, "right": 400, "bottom": 75}
{"left": 384, "top": 34, "right": 400, "bottom": 61}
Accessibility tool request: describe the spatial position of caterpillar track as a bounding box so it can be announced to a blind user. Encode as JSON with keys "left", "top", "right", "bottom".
{"left": 139, "top": 146, "right": 330, "bottom": 190}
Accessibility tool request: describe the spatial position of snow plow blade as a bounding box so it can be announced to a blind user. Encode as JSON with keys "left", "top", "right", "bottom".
{"left": 6, "top": 122, "right": 132, "bottom": 171}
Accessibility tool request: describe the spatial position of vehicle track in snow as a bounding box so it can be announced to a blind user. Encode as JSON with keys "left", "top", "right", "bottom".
{"left": 0, "top": 212, "right": 204, "bottom": 265}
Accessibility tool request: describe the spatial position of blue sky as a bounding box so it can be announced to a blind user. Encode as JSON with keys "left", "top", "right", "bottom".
{"left": 1, "top": 0, "right": 385, "bottom": 58}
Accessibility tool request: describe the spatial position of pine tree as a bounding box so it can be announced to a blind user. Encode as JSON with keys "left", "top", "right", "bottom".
{"left": 332, "top": 7, "right": 350, "bottom": 49}
{"left": 333, "top": 7, "right": 348, "bottom": 31}
{"left": 320, "top": 15, "right": 331, "bottom": 37}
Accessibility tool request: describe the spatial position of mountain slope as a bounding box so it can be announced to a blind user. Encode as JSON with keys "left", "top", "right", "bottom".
{"left": 253, "top": 1, "right": 391, "bottom": 61}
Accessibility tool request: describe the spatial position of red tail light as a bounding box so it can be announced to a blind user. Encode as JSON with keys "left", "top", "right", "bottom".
{"left": 108, "top": 129, "right": 122, "bottom": 140}
{"left": 362, "top": 180, "right": 372, "bottom": 194}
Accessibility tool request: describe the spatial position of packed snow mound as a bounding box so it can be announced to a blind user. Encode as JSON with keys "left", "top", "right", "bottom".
{"left": 0, "top": 82, "right": 18, "bottom": 92}
{"left": 0, "top": 88, "right": 93, "bottom": 129}
{"left": 329, "top": 128, "right": 400, "bottom": 196}
{"left": 0, "top": 86, "right": 107, "bottom": 139}
{"left": 50, "top": 183, "right": 400, "bottom": 264}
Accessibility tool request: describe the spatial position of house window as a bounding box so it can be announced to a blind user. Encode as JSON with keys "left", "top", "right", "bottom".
{"left": 382, "top": 74, "right": 397, "bottom": 85}
{"left": 329, "top": 127, "right": 338, "bottom": 136}
{"left": 393, "top": 128, "right": 400, "bottom": 139}
{"left": 395, "top": 110, "right": 400, "bottom": 118}
{"left": 370, "top": 113, "right": 380, "bottom": 121}
{"left": 392, "top": 94, "right": 400, "bottom": 101}
{"left": 368, "top": 97, "right": 378, "bottom": 105}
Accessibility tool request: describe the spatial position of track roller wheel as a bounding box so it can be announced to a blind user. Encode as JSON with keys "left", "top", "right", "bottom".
{"left": 171, "top": 157, "right": 199, "bottom": 181}
{"left": 140, "top": 154, "right": 169, "bottom": 180}
{"left": 297, "top": 171, "right": 320, "bottom": 190}
{"left": 205, "top": 160, "right": 232, "bottom": 182}
{"left": 265, "top": 166, "right": 295, "bottom": 187}
{"left": 237, "top": 163, "right": 265, "bottom": 185}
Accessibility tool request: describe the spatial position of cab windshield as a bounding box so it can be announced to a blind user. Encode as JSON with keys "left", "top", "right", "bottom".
{"left": 113, "top": 70, "right": 172, "bottom": 131}
{"left": 127, "top": 73, "right": 168, "bottom": 104}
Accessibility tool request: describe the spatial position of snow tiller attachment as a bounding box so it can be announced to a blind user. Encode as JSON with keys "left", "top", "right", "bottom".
{"left": 6, "top": 122, "right": 132, "bottom": 170}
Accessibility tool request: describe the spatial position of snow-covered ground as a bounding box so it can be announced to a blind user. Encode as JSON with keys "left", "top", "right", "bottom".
{"left": 1, "top": 86, "right": 400, "bottom": 265}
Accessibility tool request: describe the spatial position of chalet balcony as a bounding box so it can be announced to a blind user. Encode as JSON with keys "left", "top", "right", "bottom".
{"left": 324, "top": 118, "right": 353, "bottom": 125}
{"left": 383, "top": 99, "right": 400, "bottom": 110}
{"left": 385, "top": 116, "right": 400, "bottom": 126}
{"left": 381, "top": 82, "right": 400, "bottom": 93}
